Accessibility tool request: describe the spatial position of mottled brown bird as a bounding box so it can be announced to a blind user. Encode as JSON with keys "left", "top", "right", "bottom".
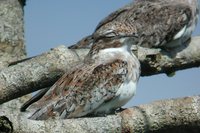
{"left": 27, "top": 36, "right": 140, "bottom": 120}
{"left": 20, "top": 0, "right": 199, "bottom": 119}
{"left": 69, "top": 0, "right": 199, "bottom": 49}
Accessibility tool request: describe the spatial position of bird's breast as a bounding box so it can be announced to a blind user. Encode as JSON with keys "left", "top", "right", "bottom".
{"left": 93, "top": 80, "right": 137, "bottom": 115}
{"left": 115, "top": 80, "right": 137, "bottom": 107}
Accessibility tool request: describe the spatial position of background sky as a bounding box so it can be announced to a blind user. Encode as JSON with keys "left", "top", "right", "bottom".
{"left": 24, "top": 0, "right": 200, "bottom": 107}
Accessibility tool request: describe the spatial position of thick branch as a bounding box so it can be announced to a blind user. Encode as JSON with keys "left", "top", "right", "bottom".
{"left": 0, "top": 95, "right": 200, "bottom": 133}
{"left": 0, "top": 46, "right": 86, "bottom": 104}
{"left": 0, "top": 0, "right": 26, "bottom": 69}
{"left": 120, "top": 95, "right": 200, "bottom": 133}
{"left": 139, "top": 36, "right": 200, "bottom": 76}
{"left": 0, "top": 37, "right": 200, "bottom": 104}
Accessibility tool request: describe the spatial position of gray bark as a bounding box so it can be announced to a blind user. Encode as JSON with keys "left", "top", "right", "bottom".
{"left": 0, "top": 0, "right": 26, "bottom": 69}
{"left": 0, "top": 95, "right": 199, "bottom": 133}
{"left": 0, "top": 0, "right": 26, "bottom": 132}
{"left": 0, "top": 37, "right": 200, "bottom": 104}
{"left": 0, "top": 46, "right": 86, "bottom": 104}
{"left": 137, "top": 36, "right": 200, "bottom": 76}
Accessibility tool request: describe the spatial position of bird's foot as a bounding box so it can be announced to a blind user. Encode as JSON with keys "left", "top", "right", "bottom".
{"left": 115, "top": 107, "right": 126, "bottom": 114}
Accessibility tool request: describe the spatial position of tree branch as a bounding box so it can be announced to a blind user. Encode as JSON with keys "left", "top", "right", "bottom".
{"left": 0, "top": 0, "right": 26, "bottom": 69}
{"left": 139, "top": 36, "right": 200, "bottom": 76}
{"left": 0, "top": 95, "right": 200, "bottom": 133}
{"left": 0, "top": 46, "right": 86, "bottom": 104}
{"left": 0, "top": 36, "right": 200, "bottom": 104}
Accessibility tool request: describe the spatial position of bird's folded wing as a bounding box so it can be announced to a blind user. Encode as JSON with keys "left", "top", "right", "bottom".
{"left": 95, "top": 2, "right": 134, "bottom": 32}
{"left": 29, "top": 59, "right": 128, "bottom": 120}
{"left": 134, "top": 1, "right": 192, "bottom": 47}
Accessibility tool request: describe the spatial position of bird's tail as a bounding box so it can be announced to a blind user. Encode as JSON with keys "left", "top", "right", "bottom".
{"left": 20, "top": 88, "right": 50, "bottom": 112}
{"left": 28, "top": 104, "right": 55, "bottom": 120}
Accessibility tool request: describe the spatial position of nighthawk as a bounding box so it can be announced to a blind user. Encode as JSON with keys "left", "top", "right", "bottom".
{"left": 69, "top": 0, "right": 199, "bottom": 49}
{"left": 26, "top": 36, "right": 140, "bottom": 120}
{"left": 20, "top": 0, "right": 199, "bottom": 119}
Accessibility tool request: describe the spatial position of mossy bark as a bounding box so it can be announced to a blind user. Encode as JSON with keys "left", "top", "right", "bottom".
{"left": 0, "top": 0, "right": 26, "bottom": 69}
{"left": 0, "top": 0, "right": 26, "bottom": 132}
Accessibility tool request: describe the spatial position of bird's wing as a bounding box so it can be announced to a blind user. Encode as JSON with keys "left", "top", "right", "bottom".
{"left": 95, "top": 2, "right": 134, "bottom": 32}
{"left": 94, "top": 1, "right": 193, "bottom": 47}
{"left": 29, "top": 59, "right": 129, "bottom": 120}
{"left": 134, "top": 1, "right": 193, "bottom": 48}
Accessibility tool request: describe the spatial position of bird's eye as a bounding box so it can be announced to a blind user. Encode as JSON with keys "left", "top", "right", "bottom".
{"left": 104, "top": 30, "right": 117, "bottom": 37}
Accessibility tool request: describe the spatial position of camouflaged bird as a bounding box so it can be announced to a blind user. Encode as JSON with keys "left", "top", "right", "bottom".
{"left": 27, "top": 36, "right": 140, "bottom": 120}
{"left": 69, "top": 0, "right": 199, "bottom": 49}
{"left": 21, "top": 0, "right": 199, "bottom": 119}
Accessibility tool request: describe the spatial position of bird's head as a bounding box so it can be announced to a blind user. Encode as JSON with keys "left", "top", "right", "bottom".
{"left": 86, "top": 35, "right": 138, "bottom": 58}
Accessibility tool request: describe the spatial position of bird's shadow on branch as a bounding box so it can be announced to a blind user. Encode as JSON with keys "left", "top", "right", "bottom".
{"left": 133, "top": 106, "right": 151, "bottom": 131}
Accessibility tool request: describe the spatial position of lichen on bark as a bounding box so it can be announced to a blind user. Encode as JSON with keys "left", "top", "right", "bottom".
{"left": 0, "top": 0, "right": 26, "bottom": 68}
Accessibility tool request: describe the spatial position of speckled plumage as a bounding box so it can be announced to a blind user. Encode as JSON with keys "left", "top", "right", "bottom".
{"left": 69, "top": 0, "right": 199, "bottom": 49}
{"left": 28, "top": 37, "right": 140, "bottom": 120}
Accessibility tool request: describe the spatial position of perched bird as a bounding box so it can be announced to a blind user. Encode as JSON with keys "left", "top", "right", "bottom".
{"left": 27, "top": 36, "right": 140, "bottom": 120}
{"left": 69, "top": 0, "right": 199, "bottom": 49}
{"left": 21, "top": 0, "right": 199, "bottom": 118}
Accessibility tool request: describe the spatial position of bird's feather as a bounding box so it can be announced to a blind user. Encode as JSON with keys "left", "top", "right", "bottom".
{"left": 29, "top": 59, "right": 130, "bottom": 120}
